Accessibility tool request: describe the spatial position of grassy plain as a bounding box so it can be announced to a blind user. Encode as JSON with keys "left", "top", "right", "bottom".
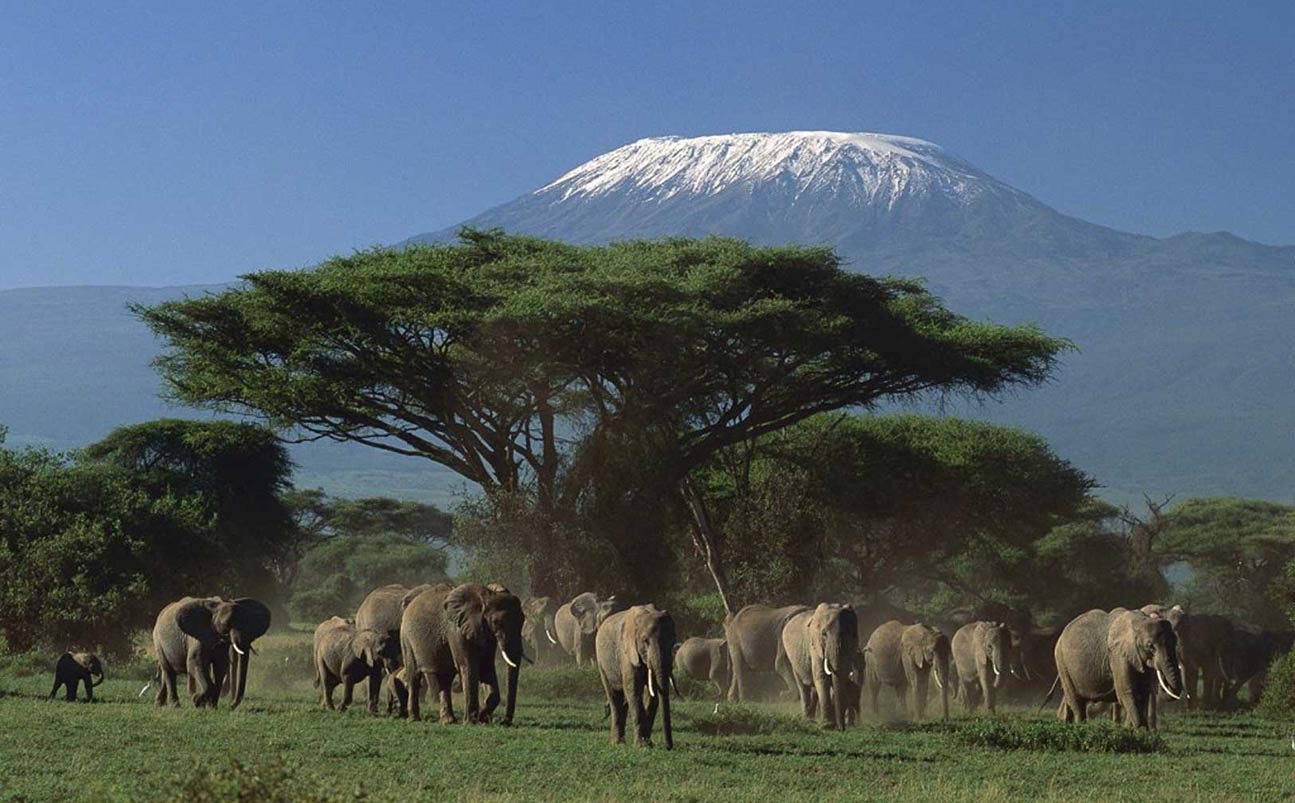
{"left": 0, "top": 631, "right": 1291, "bottom": 802}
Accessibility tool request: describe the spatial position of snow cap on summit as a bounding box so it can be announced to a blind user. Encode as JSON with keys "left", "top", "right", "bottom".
{"left": 537, "top": 131, "right": 996, "bottom": 208}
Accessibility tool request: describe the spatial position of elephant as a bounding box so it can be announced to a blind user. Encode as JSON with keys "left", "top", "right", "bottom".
{"left": 312, "top": 616, "right": 401, "bottom": 713}
{"left": 1224, "top": 627, "right": 1294, "bottom": 706}
{"left": 400, "top": 582, "right": 526, "bottom": 724}
{"left": 864, "top": 620, "right": 951, "bottom": 720}
{"left": 1052, "top": 608, "right": 1184, "bottom": 729}
{"left": 724, "top": 603, "right": 810, "bottom": 702}
{"left": 554, "top": 592, "right": 621, "bottom": 666}
{"left": 596, "top": 604, "right": 676, "bottom": 749}
{"left": 1141, "top": 604, "right": 1231, "bottom": 709}
{"left": 673, "top": 637, "right": 730, "bottom": 697}
{"left": 48, "top": 652, "right": 103, "bottom": 702}
{"left": 1011, "top": 625, "right": 1063, "bottom": 690}
{"left": 522, "top": 596, "right": 563, "bottom": 666}
{"left": 386, "top": 666, "right": 409, "bottom": 716}
{"left": 951, "top": 621, "right": 1012, "bottom": 714}
{"left": 782, "top": 603, "right": 859, "bottom": 730}
{"left": 152, "top": 596, "right": 271, "bottom": 708}
{"left": 354, "top": 583, "right": 439, "bottom": 701}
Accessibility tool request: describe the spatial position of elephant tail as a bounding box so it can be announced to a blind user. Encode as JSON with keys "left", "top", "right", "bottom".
{"left": 1038, "top": 675, "right": 1060, "bottom": 711}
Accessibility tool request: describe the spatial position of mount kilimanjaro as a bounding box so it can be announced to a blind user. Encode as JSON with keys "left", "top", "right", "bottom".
{"left": 4, "top": 131, "right": 1294, "bottom": 502}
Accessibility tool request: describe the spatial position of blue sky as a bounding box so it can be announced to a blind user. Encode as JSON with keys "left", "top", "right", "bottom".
{"left": 1, "top": 2, "right": 1291, "bottom": 288}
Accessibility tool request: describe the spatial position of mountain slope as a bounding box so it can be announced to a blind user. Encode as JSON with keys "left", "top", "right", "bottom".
{"left": 401, "top": 131, "right": 1295, "bottom": 502}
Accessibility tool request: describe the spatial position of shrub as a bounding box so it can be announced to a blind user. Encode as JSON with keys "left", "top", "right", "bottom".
{"left": 169, "top": 758, "right": 366, "bottom": 803}
{"left": 1256, "top": 651, "right": 1295, "bottom": 719}
{"left": 691, "top": 704, "right": 816, "bottom": 736}
{"left": 954, "top": 719, "right": 1166, "bottom": 753}
{"left": 520, "top": 666, "right": 606, "bottom": 700}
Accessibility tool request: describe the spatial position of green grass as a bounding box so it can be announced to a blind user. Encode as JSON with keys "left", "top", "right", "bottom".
{"left": 1, "top": 632, "right": 1293, "bottom": 802}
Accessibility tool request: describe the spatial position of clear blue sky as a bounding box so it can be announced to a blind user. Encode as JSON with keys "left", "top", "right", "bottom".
{"left": 2, "top": 2, "right": 1291, "bottom": 289}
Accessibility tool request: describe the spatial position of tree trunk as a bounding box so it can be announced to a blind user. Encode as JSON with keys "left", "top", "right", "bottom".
{"left": 679, "top": 476, "right": 735, "bottom": 617}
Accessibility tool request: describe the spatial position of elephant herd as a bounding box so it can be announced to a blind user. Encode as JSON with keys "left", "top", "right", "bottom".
{"left": 40, "top": 586, "right": 1287, "bottom": 745}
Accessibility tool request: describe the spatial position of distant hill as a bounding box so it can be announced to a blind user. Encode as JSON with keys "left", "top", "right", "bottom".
{"left": 0, "top": 285, "right": 461, "bottom": 506}
{"left": 4, "top": 131, "right": 1293, "bottom": 504}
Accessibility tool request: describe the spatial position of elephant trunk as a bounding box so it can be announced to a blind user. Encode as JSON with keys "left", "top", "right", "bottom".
{"left": 1154, "top": 648, "right": 1185, "bottom": 701}
{"left": 91, "top": 666, "right": 105, "bottom": 687}
{"left": 825, "top": 640, "right": 847, "bottom": 730}
{"left": 232, "top": 642, "right": 251, "bottom": 708}
{"left": 503, "top": 662, "right": 519, "bottom": 725}
{"left": 937, "top": 659, "right": 950, "bottom": 720}
{"left": 661, "top": 678, "right": 673, "bottom": 750}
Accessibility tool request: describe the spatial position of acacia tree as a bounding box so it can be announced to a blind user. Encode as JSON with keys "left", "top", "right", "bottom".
{"left": 137, "top": 231, "right": 1067, "bottom": 604}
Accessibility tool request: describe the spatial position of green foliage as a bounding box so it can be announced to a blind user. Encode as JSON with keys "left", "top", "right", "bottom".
{"left": 1256, "top": 651, "right": 1295, "bottom": 719}
{"left": 704, "top": 413, "right": 1092, "bottom": 605}
{"left": 287, "top": 533, "right": 449, "bottom": 622}
{"left": 136, "top": 231, "right": 1068, "bottom": 596}
{"left": 172, "top": 758, "right": 366, "bottom": 803}
{"left": 0, "top": 420, "right": 297, "bottom": 656}
{"left": 1160, "top": 497, "right": 1295, "bottom": 627}
{"left": 954, "top": 719, "right": 1166, "bottom": 753}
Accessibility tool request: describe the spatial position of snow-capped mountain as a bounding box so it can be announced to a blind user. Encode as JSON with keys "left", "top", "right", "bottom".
{"left": 400, "top": 131, "right": 1295, "bottom": 501}
{"left": 536, "top": 131, "right": 1000, "bottom": 208}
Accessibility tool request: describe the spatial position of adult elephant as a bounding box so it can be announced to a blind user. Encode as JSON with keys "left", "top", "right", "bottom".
{"left": 152, "top": 596, "right": 271, "bottom": 708}
{"left": 312, "top": 617, "right": 401, "bottom": 713}
{"left": 1224, "top": 628, "right": 1294, "bottom": 706}
{"left": 782, "top": 603, "right": 859, "bottom": 730}
{"left": 1142, "top": 604, "right": 1232, "bottom": 709}
{"left": 952, "top": 621, "right": 1012, "bottom": 715}
{"left": 400, "top": 582, "right": 525, "bottom": 724}
{"left": 1053, "top": 608, "right": 1184, "bottom": 728}
{"left": 522, "top": 596, "right": 562, "bottom": 666}
{"left": 596, "top": 604, "right": 676, "bottom": 749}
{"left": 724, "top": 604, "right": 810, "bottom": 702}
{"left": 864, "top": 620, "right": 950, "bottom": 721}
{"left": 673, "top": 637, "right": 730, "bottom": 697}
{"left": 355, "top": 583, "right": 439, "bottom": 702}
{"left": 554, "top": 593, "right": 620, "bottom": 666}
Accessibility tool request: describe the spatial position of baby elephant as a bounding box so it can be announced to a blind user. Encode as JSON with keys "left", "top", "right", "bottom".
{"left": 673, "top": 637, "right": 730, "bottom": 697}
{"left": 313, "top": 617, "right": 401, "bottom": 713}
{"left": 384, "top": 665, "right": 430, "bottom": 717}
{"left": 49, "top": 652, "right": 104, "bottom": 702}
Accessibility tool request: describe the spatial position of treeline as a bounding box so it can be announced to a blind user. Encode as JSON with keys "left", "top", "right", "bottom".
{"left": 4, "top": 231, "right": 1294, "bottom": 657}
{"left": 0, "top": 421, "right": 450, "bottom": 656}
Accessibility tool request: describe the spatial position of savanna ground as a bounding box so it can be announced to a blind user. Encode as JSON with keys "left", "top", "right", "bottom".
{"left": 0, "top": 631, "right": 1291, "bottom": 802}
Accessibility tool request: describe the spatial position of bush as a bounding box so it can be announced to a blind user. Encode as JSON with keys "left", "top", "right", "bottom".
{"left": 691, "top": 704, "right": 816, "bottom": 736}
{"left": 1257, "top": 651, "right": 1295, "bottom": 719}
{"left": 954, "top": 719, "right": 1166, "bottom": 753}
{"left": 520, "top": 666, "right": 606, "bottom": 700}
{"left": 169, "top": 758, "right": 365, "bottom": 803}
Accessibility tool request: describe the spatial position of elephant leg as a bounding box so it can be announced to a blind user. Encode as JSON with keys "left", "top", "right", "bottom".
{"left": 1112, "top": 668, "right": 1144, "bottom": 729}
{"left": 868, "top": 678, "right": 881, "bottom": 718}
{"left": 160, "top": 667, "right": 179, "bottom": 707}
{"left": 774, "top": 648, "right": 798, "bottom": 700}
{"left": 368, "top": 668, "right": 382, "bottom": 715}
{"left": 340, "top": 677, "right": 355, "bottom": 712}
{"left": 727, "top": 645, "right": 743, "bottom": 703}
{"left": 980, "top": 668, "right": 995, "bottom": 716}
{"left": 48, "top": 678, "right": 61, "bottom": 701}
{"left": 609, "top": 689, "right": 628, "bottom": 745}
{"left": 437, "top": 672, "right": 458, "bottom": 724}
{"left": 626, "top": 670, "right": 650, "bottom": 747}
{"left": 795, "top": 681, "right": 814, "bottom": 720}
{"left": 480, "top": 663, "right": 501, "bottom": 723}
{"left": 1058, "top": 668, "right": 1084, "bottom": 723}
{"left": 407, "top": 670, "right": 422, "bottom": 721}
{"left": 461, "top": 663, "right": 482, "bottom": 724}
{"left": 811, "top": 675, "right": 832, "bottom": 727}
{"left": 82, "top": 674, "right": 93, "bottom": 703}
{"left": 643, "top": 687, "right": 660, "bottom": 745}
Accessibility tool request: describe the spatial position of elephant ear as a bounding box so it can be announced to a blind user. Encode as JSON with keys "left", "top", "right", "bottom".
{"left": 570, "top": 593, "right": 596, "bottom": 618}
{"left": 904, "top": 638, "right": 927, "bottom": 670}
{"left": 176, "top": 599, "right": 218, "bottom": 642}
{"left": 485, "top": 582, "right": 509, "bottom": 594}
{"left": 444, "top": 584, "right": 484, "bottom": 637}
{"left": 230, "top": 598, "right": 272, "bottom": 642}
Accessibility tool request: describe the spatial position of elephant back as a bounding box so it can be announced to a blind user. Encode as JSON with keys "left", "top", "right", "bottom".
{"left": 726, "top": 604, "right": 810, "bottom": 672}
{"left": 863, "top": 620, "right": 907, "bottom": 684}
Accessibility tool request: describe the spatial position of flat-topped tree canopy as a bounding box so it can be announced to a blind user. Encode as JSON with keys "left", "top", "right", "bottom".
{"left": 136, "top": 229, "right": 1068, "bottom": 492}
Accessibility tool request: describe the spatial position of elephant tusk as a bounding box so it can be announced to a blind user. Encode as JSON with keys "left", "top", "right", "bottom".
{"left": 823, "top": 657, "right": 833, "bottom": 677}
{"left": 138, "top": 682, "right": 152, "bottom": 698}
{"left": 545, "top": 627, "right": 558, "bottom": 645}
{"left": 501, "top": 650, "right": 519, "bottom": 669}
{"left": 933, "top": 672, "right": 944, "bottom": 690}
{"left": 1156, "top": 668, "right": 1182, "bottom": 701}
{"left": 992, "top": 660, "right": 1002, "bottom": 677}
{"left": 232, "top": 643, "right": 246, "bottom": 656}
{"left": 647, "top": 668, "right": 657, "bottom": 698}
